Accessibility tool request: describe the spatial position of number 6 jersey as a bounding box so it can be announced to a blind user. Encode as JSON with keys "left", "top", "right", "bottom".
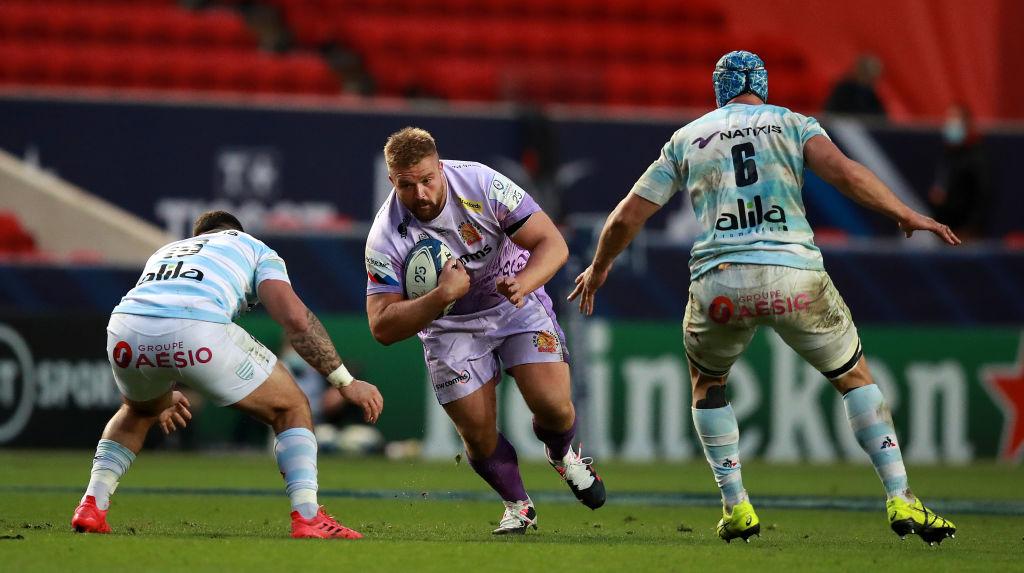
{"left": 631, "top": 103, "right": 828, "bottom": 280}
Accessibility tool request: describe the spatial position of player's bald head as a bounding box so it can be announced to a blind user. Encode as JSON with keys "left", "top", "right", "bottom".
{"left": 384, "top": 127, "right": 439, "bottom": 170}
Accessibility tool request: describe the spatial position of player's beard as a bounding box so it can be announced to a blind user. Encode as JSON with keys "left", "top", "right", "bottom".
{"left": 412, "top": 179, "right": 447, "bottom": 221}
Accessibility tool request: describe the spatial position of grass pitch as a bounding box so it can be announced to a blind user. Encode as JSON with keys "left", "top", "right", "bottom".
{"left": 1, "top": 450, "right": 1021, "bottom": 572}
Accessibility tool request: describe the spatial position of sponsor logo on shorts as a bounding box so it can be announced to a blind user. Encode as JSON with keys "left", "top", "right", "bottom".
{"left": 459, "top": 221, "right": 483, "bottom": 245}
{"left": 435, "top": 370, "right": 471, "bottom": 390}
{"left": 710, "top": 292, "right": 810, "bottom": 323}
{"left": 710, "top": 296, "right": 734, "bottom": 324}
{"left": 533, "top": 331, "right": 559, "bottom": 353}
{"left": 117, "top": 341, "right": 214, "bottom": 369}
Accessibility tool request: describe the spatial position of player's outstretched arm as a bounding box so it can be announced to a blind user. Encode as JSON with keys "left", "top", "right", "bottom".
{"left": 568, "top": 193, "right": 661, "bottom": 315}
{"left": 498, "top": 211, "right": 568, "bottom": 308}
{"left": 367, "top": 259, "right": 470, "bottom": 345}
{"left": 259, "top": 279, "right": 344, "bottom": 375}
{"left": 804, "top": 135, "right": 961, "bottom": 245}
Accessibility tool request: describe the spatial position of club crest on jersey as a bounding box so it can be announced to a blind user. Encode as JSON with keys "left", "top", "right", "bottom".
{"left": 533, "top": 331, "right": 559, "bottom": 353}
{"left": 459, "top": 221, "right": 483, "bottom": 245}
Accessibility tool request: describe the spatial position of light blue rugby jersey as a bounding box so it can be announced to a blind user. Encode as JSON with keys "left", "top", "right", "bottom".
{"left": 631, "top": 103, "right": 828, "bottom": 280}
{"left": 113, "top": 230, "right": 290, "bottom": 323}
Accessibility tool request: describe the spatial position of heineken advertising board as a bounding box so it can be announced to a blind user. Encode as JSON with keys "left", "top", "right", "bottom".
{"left": 1, "top": 314, "right": 1022, "bottom": 465}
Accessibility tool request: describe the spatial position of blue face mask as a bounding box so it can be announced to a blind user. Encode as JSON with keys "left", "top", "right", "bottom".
{"left": 942, "top": 120, "right": 966, "bottom": 145}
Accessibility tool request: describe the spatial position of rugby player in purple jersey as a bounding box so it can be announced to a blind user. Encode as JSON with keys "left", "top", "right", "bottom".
{"left": 365, "top": 127, "right": 605, "bottom": 534}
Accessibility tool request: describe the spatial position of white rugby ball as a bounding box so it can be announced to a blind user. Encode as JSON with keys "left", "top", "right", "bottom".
{"left": 403, "top": 238, "right": 456, "bottom": 317}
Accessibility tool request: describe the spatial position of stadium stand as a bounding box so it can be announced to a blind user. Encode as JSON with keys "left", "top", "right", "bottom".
{"left": 265, "top": 0, "right": 824, "bottom": 110}
{"left": 0, "top": 0, "right": 341, "bottom": 96}
{"left": 0, "top": 0, "right": 1017, "bottom": 119}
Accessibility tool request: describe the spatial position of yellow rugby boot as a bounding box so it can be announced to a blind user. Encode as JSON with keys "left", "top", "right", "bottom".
{"left": 717, "top": 500, "right": 760, "bottom": 543}
{"left": 887, "top": 497, "right": 956, "bottom": 545}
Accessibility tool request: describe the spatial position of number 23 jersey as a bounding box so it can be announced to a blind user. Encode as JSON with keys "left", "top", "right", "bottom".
{"left": 632, "top": 102, "right": 828, "bottom": 280}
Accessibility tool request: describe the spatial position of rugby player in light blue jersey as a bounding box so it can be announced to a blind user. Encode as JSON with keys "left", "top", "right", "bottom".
{"left": 72, "top": 210, "right": 383, "bottom": 539}
{"left": 569, "top": 51, "right": 960, "bottom": 545}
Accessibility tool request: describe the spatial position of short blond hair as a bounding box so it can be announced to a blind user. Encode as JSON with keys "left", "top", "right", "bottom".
{"left": 384, "top": 127, "right": 438, "bottom": 169}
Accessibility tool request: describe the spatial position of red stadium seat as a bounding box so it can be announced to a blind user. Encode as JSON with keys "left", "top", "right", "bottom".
{"left": 0, "top": 211, "right": 37, "bottom": 255}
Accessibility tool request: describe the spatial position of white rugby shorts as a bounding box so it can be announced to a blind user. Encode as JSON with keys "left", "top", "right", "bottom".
{"left": 683, "top": 263, "right": 862, "bottom": 379}
{"left": 106, "top": 314, "right": 277, "bottom": 406}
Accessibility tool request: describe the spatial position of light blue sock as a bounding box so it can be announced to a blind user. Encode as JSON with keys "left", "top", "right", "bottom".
{"left": 692, "top": 405, "right": 747, "bottom": 511}
{"left": 275, "top": 427, "right": 320, "bottom": 519}
{"left": 844, "top": 384, "right": 912, "bottom": 502}
{"left": 84, "top": 439, "right": 136, "bottom": 510}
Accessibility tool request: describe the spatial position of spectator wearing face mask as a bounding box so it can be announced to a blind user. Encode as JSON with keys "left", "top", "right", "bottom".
{"left": 928, "top": 103, "right": 992, "bottom": 240}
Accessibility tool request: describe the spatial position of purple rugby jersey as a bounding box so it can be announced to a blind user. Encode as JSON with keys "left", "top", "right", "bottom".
{"left": 364, "top": 160, "right": 544, "bottom": 316}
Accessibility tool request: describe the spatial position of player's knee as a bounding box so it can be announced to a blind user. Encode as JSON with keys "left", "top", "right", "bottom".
{"left": 533, "top": 400, "right": 574, "bottom": 428}
{"left": 695, "top": 384, "right": 729, "bottom": 409}
{"left": 457, "top": 426, "right": 498, "bottom": 455}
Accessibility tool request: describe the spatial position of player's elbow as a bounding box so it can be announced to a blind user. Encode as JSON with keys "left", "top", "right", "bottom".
{"left": 368, "top": 319, "right": 397, "bottom": 346}
{"left": 609, "top": 209, "right": 642, "bottom": 234}
{"left": 277, "top": 310, "right": 310, "bottom": 336}
{"left": 550, "top": 237, "right": 569, "bottom": 268}
{"left": 610, "top": 197, "right": 651, "bottom": 231}
{"left": 371, "top": 331, "right": 397, "bottom": 347}
{"left": 821, "top": 156, "right": 865, "bottom": 192}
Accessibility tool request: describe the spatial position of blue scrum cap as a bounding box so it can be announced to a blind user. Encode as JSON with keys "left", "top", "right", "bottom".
{"left": 712, "top": 50, "right": 768, "bottom": 108}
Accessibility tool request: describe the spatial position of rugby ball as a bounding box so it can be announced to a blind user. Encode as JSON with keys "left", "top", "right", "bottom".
{"left": 403, "top": 238, "right": 456, "bottom": 317}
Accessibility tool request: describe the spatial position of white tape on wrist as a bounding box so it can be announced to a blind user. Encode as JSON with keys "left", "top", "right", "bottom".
{"left": 327, "top": 364, "right": 354, "bottom": 388}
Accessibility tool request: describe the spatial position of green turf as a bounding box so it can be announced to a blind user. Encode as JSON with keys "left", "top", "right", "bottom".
{"left": 1, "top": 451, "right": 1021, "bottom": 572}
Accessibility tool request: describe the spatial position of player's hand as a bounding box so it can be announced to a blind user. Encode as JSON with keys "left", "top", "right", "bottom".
{"left": 567, "top": 264, "right": 610, "bottom": 316}
{"left": 338, "top": 380, "right": 384, "bottom": 424}
{"left": 495, "top": 276, "right": 525, "bottom": 308}
{"left": 898, "top": 210, "right": 961, "bottom": 246}
{"left": 437, "top": 258, "right": 470, "bottom": 303}
{"left": 157, "top": 390, "right": 192, "bottom": 435}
